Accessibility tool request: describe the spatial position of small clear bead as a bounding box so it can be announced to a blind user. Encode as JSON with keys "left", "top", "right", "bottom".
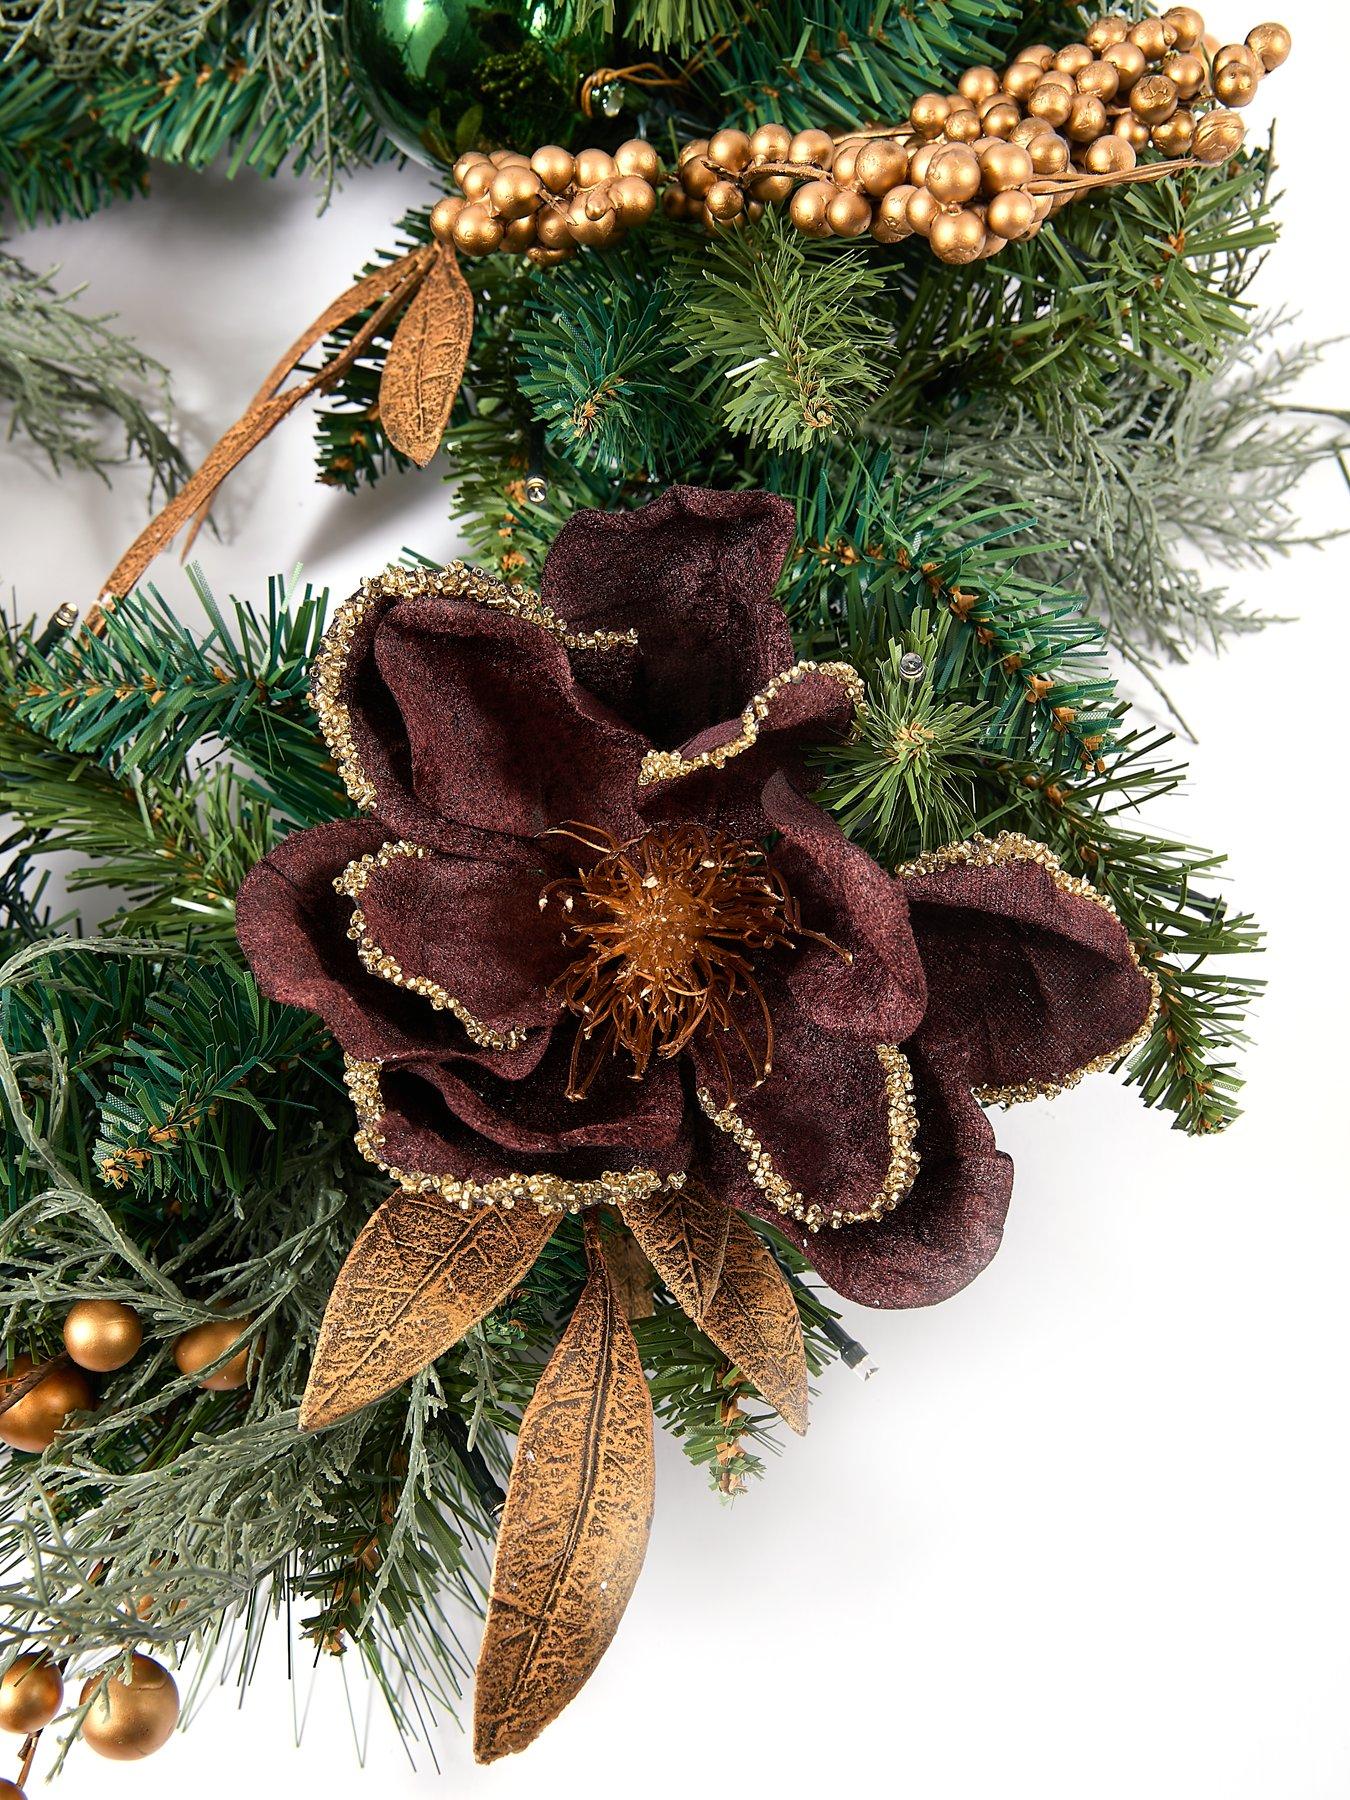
{"left": 524, "top": 474, "right": 548, "bottom": 504}
{"left": 898, "top": 651, "right": 926, "bottom": 682}
{"left": 595, "top": 78, "right": 624, "bottom": 118}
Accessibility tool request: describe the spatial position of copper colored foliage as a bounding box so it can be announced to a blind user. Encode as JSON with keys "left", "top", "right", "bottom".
{"left": 621, "top": 1179, "right": 731, "bottom": 1323}
{"left": 300, "top": 1192, "right": 559, "bottom": 1430}
{"left": 377, "top": 243, "right": 474, "bottom": 467}
{"left": 693, "top": 1210, "right": 809, "bottom": 1436}
{"left": 99, "top": 246, "right": 437, "bottom": 607}
{"left": 473, "top": 1222, "right": 655, "bottom": 1763}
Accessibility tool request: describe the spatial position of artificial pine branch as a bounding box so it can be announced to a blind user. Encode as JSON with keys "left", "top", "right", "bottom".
{"left": 519, "top": 235, "right": 708, "bottom": 473}
{"left": 691, "top": 0, "right": 1019, "bottom": 134}
{"left": 3, "top": 0, "right": 378, "bottom": 195}
{"left": 15, "top": 569, "right": 341, "bottom": 824}
{"left": 0, "top": 56, "right": 146, "bottom": 226}
{"left": 814, "top": 617, "right": 998, "bottom": 859}
{"left": 671, "top": 214, "right": 892, "bottom": 452}
{"left": 869, "top": 147, "right": 1279, "bottom": 432}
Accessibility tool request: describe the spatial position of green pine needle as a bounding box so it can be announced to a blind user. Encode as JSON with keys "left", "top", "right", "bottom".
{"left": 816, "top": 621, "right": 996, "bottom": 860}
{"left": 672, "top": 215, "right": 891, "bottom": 453}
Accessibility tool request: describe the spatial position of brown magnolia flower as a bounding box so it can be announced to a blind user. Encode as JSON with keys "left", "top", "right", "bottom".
{"left": 237, "top": 486, "right": 1156, "bottom": 1321}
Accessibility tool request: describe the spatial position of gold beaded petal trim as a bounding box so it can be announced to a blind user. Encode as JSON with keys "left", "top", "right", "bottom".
{"left": 343, "top": 1054, "right": 677, "bottom": 1215}
{"left": 310, "top": 561, "right": 640, "bottom": 813}
{"left": 637, "top": 660, "right": 866, "bottom": 788}
{"left": 696, "top": 1043, "right": 919, "bottom": 1232}
{"left": 334, "top": 840, "right": 529, "bottom": 1052}
{"left": 895, "top": 831, "right": 1162, "bottom": 1106}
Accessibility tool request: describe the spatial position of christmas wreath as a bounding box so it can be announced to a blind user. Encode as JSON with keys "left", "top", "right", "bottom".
{"left": 0, "top": 0, "right": 1338, "bottom": 1788}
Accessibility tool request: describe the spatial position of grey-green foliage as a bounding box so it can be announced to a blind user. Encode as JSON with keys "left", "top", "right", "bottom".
{"left": 671, "top": 215, "right": 892, "bottom": 453}
{"left": 0, "top": 251, "right": 186, "bottom": 498}
{"left": 2, "top": 0, "right": 234, "bottom": 69}
{"left": 893, "top": 327, "right": 1350, "bottom": 670}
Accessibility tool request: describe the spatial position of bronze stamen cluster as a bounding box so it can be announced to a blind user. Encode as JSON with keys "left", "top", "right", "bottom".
{"left": 543, "top": 823, "right": 832, "bottom": 1099}
{"left": 433, "top": 11, "right": 1290, "bottom": 269}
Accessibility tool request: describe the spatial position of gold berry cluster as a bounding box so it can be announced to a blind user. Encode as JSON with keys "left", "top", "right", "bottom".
{"left": 431, "top": 10, "right": 1289, "bottom": 270}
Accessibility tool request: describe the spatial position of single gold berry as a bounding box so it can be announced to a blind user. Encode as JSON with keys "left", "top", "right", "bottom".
{"left": 0, "top": 1654, "right": 63, "bottom": 1735}
{"left": 78, "top": 1656, "right": 178, "bottom": 1762}
{"left": 62, "top": 1299, "right": 142, "bottom": 1373}
{"left": 172, "top": 1316, "right": 253, "bottom": 1391}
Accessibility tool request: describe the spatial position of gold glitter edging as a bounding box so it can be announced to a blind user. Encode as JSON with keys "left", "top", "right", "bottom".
{"left": 343, "top": 1054, "right": 675, "bottom": 1215}
{"left": 695, "top": 1044, "right": 919, "bottom": 1233}
{"left": 334, "top": 840, "right": 529, "bottom": 1052}
{"left": 637, "top": 660, "right": 865, "bottom": 788}
{"left": 310, "top": 561, "right": 639, "bottom": 813}
{"left": 896, "top": 831, "right": 1162, "bottom": 1106}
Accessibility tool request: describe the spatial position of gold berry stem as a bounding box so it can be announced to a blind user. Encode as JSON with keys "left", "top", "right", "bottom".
{"left": 438, "top": 12, "right": 1288, "bottom": 269}
{"left": 0, "top": 1351, "right": 72, "bottom": 1418}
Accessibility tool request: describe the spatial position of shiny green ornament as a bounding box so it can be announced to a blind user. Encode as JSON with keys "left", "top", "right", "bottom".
{"left": 343, "top": 0, "right": 581, "bottom": 168}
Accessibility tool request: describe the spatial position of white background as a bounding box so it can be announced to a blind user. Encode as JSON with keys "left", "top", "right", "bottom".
{"left": 4, "top": 3, "right": 1347, "bottom": 1795}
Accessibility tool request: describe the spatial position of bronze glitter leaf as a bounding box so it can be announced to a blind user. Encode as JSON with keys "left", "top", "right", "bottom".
{"left": 97, "top": 246, "right": 434, "bottom": 612}
{"left": 695, "top": 1211, "right": 809, "bottom": 1436}
{"left": 378, "top": 243, "right": 474, "bottom": 467}
{"left": 299, "top": 1191, "right": 559, "bottom": 1431}
{"left": 622, "top": 1179, "right": 730, "bottom": 1322}
{"left": 599, "top": 1228, "right": 656, "bottom": 1320}
{"left": 473, "top": 1219, "right": 655, "bottom": 1764}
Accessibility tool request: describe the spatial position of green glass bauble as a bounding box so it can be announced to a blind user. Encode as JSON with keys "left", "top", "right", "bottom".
{"left": 343, "top": 0, "right": 583, "bottom": 168}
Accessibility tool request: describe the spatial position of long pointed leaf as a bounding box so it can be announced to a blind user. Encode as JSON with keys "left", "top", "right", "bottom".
{"left": 300, "top": 1192, "right": 558, "bottom": 1430}
{"left": 473, "top": 1221, "right": 655, "bottom": 1763}
{"left": 378, "top": 243, "right": 474, "bottom": 465}
{"left": 622, "top": 1179, "right": 730, "bottom": 1322}
{"left": 696, "top": 1212, "right": 810, "bottom": 1436}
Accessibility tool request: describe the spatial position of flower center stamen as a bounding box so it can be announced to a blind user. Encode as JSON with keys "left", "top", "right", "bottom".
{"left": 542, "top": 823, "right": 834, "bottom": 1101}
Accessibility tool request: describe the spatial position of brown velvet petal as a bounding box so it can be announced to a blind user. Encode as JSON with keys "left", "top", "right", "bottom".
{"left": 899, "top": 840, "right": 1155, "bottom": 1096}
{"left": 769, "top": 1047, "right": 1014, "bottom": 1310}
{"left": 341, "top": 591, "right": 648, "bottom": 847}
{"left": 369, "top": 1042, "right": 689, "bottom": 1190}
{"left": 538, "top": 485, "right": 797, "bottom": 747}
{"left": 689, "top": 985, "right": 916, "bottom": 1236}
{"left": 760, "top": 773, "right": 926, "bottom": 1044}
{"left": 236, "top": 819, "right": 484, "bottom": 1063}
{"left": 636, "top": 664, "right": 859, "bottom": 840}
{"left": 343, "top": 838, "right": 567, "bottom": 1039}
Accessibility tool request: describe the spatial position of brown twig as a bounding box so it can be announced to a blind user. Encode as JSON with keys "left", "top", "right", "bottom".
{"left": 0, "top": 1352, "right": 71, "bottom": 1418}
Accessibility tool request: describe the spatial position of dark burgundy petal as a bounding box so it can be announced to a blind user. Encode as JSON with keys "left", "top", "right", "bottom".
{"left": 899, "top": 836, "right": 1156, "bottom": 1097}
{"left": 364, "top": 1038, "right": 689, "bottom": 1189}
{"left": 340, "top": 837, "right": 566, "bottom": 1041}
{"left": 237, "top": 819, "right": 461, "bottom": 1062}
{"left": 328, "top": 575, "right": 648, "bottom": 848}
{"left": 373, "top": 598, "right": 647, "bottom": 843}
{"left": 773, "top": 1047, "right": 1013, "bottom": 1309}
{"left": 539, "top": 486, "right": 797, "bottom": 746}
{"left": 689, "top": 984, "right": 919, "bottom": 1236}
{"left": 760, "top": 773, "right": 926, "bottom": 1043}
{"left": 237, "top": 821, "right": 558, "bottom": 1077}
{"left": 636, "top": 662, "right": 860, "bottom": 839}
